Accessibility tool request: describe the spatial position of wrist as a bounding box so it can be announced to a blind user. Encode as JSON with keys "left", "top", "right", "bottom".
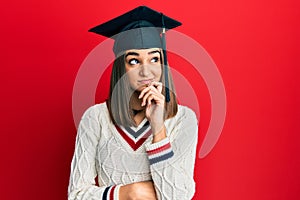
{"left": 151, "top": 123, "right": 164, "bottom": 134}
{"left": 152, "top": 125, "right": 166, "bottom": 143}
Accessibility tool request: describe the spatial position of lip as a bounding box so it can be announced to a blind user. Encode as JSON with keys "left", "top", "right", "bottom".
{"left": 138, "top": 79, "right": 154, "bottom": 85}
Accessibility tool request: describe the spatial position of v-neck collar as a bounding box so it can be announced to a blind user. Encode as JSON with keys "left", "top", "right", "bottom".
{"left": 115, "top": 119, "right": 152, "bottom": 151}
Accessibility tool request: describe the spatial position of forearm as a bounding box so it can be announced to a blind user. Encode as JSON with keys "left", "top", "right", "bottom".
{"left": 146, "top": 107, "right": 198, "bottom": 200}
{"left": 149, "top": 144, "right": 197, "bottom": 200}
{"left": 119, "top": 181, "right": 157, "bottom": 200}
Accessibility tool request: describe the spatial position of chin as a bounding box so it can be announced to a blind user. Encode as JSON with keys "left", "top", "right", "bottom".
{"left": 136, "top": 86, "right": 146, "bottom": 92}
{"left": 133, "top": 84, "right": 147, "bottom": 92}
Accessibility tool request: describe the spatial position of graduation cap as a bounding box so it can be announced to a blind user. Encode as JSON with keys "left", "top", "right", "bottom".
{"left": 89, "top": 6, "right": 182, "bottom": 102}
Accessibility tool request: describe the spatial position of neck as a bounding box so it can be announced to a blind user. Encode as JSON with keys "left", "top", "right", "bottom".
{"left": 130, "top": 91, "right": 146, "bottom": 126}
{"left": 130, "top": 91, "right": 144, "bottom": 111}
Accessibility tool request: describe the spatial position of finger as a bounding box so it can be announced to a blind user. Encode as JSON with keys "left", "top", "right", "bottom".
{"left": 150, "top": 81, "right": 163, "bottom": 93}
{"left": 141, "top": 90, "right": 154, "bottom": 106}
{"left": 147, "top": 95, "right": 153, "bottom": 106}
{"left": 142, "top": 88, "right": 164, "bottom": 106}
{"left": 139, "top": 86, "right": 151, "bottom": 99}
{"left": 147, "top": 94, "right": 159, "bottom": 106}
{"left": 145, "top": 93, "right": 164, "bottom": 107}
{"left": 150, "top": 93, "right": 165, "bottom": 105}
{"left": 139, "top": 85, "right": 160, "bottom": 99}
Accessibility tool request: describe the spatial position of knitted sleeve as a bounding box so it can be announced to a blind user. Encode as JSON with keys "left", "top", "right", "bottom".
{"left": 145, "top": 106, "right": 198, "bottom": 200}
{"left": 68, "top": 106, "right": 121, "bottom": 200}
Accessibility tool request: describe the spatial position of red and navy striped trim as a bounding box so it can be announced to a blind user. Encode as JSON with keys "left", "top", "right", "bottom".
{"left": 147, "top": 142, "right": 174, "bottom": 165}
{"left": 148, "top": 151, "right": 174, "bottom": 165}
{"left": 147, "top": 143, "right": 171, "bottom": 155}
{"left": 102, "top": 185, "right": 116, "bottom": 200}
{"left": 115, "top": 125, "right": 152, "bottom": 151}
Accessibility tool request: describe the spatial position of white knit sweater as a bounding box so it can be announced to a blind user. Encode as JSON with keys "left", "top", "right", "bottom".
{"left": 68, "top": 103, "right": 198, "bottom": 200}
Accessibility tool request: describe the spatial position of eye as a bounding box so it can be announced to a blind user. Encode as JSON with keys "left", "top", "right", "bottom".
{"left": 150, "top": 57, "right": 159, "bottom": 63}
{"left": 128, "top": 58, "right": 139, "bottom": 65}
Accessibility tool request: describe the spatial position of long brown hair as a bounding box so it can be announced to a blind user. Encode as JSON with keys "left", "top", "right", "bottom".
{"left": 107, "top": 50, "right": 178, "bottom": 127}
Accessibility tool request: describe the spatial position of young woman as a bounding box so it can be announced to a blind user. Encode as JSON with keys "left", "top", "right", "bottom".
{"left": 68, "top": 6, "right": 198, "bottom": 200}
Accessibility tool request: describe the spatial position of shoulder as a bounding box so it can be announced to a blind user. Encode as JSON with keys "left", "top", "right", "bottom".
{"left": 176, "top": 105, "right": 198, "bottom": 123}
{"left": 80, "top": 102, "right": 109, "bottom": 121}
{"left": 165, "top": 105, "right": 198, "bottom": 134}
{"left": 165, "top": 105, "right": 198, "bottom": 144}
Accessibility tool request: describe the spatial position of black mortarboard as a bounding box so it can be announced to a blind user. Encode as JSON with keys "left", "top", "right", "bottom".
{"left": 89, "top": 6, "right": 182, "bottom": 102}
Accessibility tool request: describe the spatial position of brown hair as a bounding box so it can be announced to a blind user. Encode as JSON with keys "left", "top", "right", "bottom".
{"left": 107, "top": 50, "right": 178, "bottom": 127}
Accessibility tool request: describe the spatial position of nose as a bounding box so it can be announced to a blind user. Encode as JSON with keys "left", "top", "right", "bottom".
{"left": 139, "top": 64, "right": 150, "bottom": 77}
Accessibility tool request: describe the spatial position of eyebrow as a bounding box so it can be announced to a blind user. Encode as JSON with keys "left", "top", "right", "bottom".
{"left": 125, "top": 50, "right": 160, "bottom": 58}
{"left": 148, "top": 50, "right": 160, "bottom": 55}
{"left": 125, "top": 52, "right": 139, "bottom": 58}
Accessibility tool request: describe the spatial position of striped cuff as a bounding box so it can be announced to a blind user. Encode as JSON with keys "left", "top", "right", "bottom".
{"left": 146, "top": 137, "right": 174, "bottom": 165}
{"left": 102, "top": 185, "right": 121, "bottom": 200}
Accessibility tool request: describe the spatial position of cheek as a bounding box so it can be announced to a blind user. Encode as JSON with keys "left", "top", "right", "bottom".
{"left": 126, "top": 69, "right": 139, "bottom": 87}
{"left": 125, "top": 63, "right": 131, "bottom": 73}
{"left": 154, "top": 67, "right": 162, "bottom": 79}
{"left": 127, "top": 72, "right": 136, "bottom": 82}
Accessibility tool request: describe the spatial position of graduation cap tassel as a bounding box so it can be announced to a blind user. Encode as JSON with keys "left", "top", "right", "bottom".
{"left": 161, "top": 14, "right": 170, "bottom": 102}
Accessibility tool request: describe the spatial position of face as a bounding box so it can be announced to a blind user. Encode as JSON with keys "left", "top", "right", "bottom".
{"left": 125, "top": 48, "right": 162, "bottom": 91}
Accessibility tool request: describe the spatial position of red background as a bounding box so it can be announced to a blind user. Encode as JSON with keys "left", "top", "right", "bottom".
{"left": 1, "top": 0, "right": 299, "bottom": 199}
